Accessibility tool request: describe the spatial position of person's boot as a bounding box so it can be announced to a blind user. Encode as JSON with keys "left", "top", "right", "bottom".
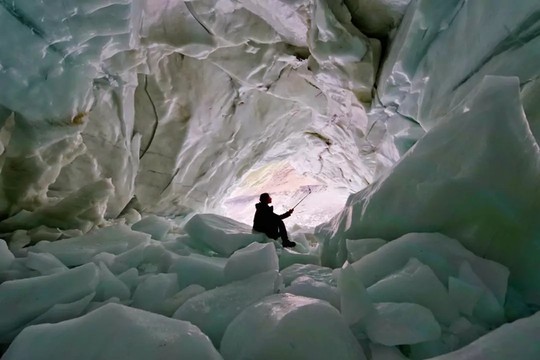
{"left": 282, "top": 239, "right": 296, "bottom": 248}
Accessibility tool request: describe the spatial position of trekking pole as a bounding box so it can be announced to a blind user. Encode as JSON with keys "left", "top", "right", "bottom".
{"left": 291, "top": 187, "right": 312, "bottom": 209}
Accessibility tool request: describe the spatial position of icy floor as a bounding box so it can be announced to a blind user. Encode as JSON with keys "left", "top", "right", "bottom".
{"left": 0, "top": 212, "right": 538, "bottom": 360}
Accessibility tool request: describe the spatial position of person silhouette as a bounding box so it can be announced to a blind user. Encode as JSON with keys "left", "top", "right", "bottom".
{"left": 252, "top": 193, "right": 296, "bottom": 247}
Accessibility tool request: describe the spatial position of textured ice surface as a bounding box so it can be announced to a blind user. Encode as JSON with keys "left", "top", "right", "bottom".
{"left": 284, "top": 275, "right": 340, "bottom": 309}
{"left": 367, "top": 258, "right": 459, "bottom": 325}
{"left": 168, "top": 254, "right": 226, "bottom": 290}
{"left": 23, "top": 252, "right": 67, "bottom": 276}
{"left": 94, "top": 262, "right": 130, "bottom": 302}
{"left": 0, "top": 263, "right": 98, "bottom": 341}
{"left": 2, "top": 304, "right": 222, "bottom": 360}
{"left": 224, "top": 242, "right": 278, "bottom": 282}
{"left": 184, "top": 214, "right": 265, "bottom": 256}
{"left": 365, "top": 302, "right": 441, "bottom": 346}
{"left": 131, "top": 215, "right": 171, "bottom": 240}
{"left": 173, "top": 271, "right": 281, "bottom": 346}
{"left": 429, "top": 312, "right": 540, "bottom": 360}
{"left": 278, "top": 247, "right": 321, "bottom": 269}
{"left": 0, "top": 0, "right": 142, "bottom": 122}
{"left": 280, "top": 263, "right": 337, "bottom": 286}
{"left": 0, "top": 179, "right": 114, "bottom": 233}
{"left": 30, "top": 225, "right": 150, "bottom": 267}
{"left": 379, "top": 0, "right": 540, "bottom": 128}
{"left": 220, "top": 293, "right": 366, "bottom": 360}
{"left": 349, "top": 233, "right": 508, "bottom": 304}
{"left": 131, "top": 273, "right": 179, "bottom": 316}
{"left": 108, "top": 241, "right": 175, "bottom": 275}
{"left": 448, "top": 277, "right": 483, "bottom": 317}
{"left": 338, "top": 263, "right": 373, "bottom": 325}
{"left": 346, "top": 238, "right": 387, "bottom": 263}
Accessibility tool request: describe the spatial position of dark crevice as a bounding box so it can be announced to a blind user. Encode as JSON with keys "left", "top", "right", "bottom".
{"left": 305, "top": 131, "right": 332, "bottom": 146}
{"left": 184, "top": 2, "right": 213, "bottom": 36}
{"left": 445, "top": 0, "right": 467, "bottom": 30}
{"left": 520, "top": 74, "right": 540, "bottom": 88}
{"left": 160, "top": 167, "right": 181, "bottom": 196}
{"left": 139, "top": 75, "right": 160, "bottom": 159}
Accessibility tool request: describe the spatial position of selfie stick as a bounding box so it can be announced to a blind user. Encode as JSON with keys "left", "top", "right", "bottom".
{"left": 292, "top": 187, "right": 312, "bottom": 209}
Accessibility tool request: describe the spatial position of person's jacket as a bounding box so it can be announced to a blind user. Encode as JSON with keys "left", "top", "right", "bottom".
{"left": 252, "top": 202, "right": 291, "bottom": 233}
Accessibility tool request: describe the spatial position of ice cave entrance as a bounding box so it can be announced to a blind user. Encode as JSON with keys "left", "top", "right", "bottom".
{"left": 221, "top": 161, "right": 351, "bottom": 228}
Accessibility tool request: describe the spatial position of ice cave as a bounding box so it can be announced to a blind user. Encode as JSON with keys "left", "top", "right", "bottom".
{"left": 0, "top": 0, "right": 540, "bottom": 359}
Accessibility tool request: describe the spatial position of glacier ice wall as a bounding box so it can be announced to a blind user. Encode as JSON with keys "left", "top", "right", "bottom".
{"left": 317, "top": 0, "right": 540, "bottom": 305}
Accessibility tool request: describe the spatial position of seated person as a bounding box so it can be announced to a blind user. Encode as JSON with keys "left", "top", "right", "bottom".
{"left": 252, "top": 193, "right": 296, "bottom": 247}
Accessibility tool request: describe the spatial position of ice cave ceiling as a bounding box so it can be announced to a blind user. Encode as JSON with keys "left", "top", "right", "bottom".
{"left": 0, "top": 0, "right": 415, "bottom": 219}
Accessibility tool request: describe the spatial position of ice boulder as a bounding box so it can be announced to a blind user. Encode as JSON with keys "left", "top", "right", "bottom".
{"left": 350, "top": 233, "right": 508, "bottom": 304}
{"left": 173, "top": 271, "right": 281, "bottom": 346}
{"left": 278, "top": 247, "right": 320, "bottom": 269}
{"left": 109, "top": 241, "right": 174, "bottom": 274}
{"left": 120, "top": 208, "right": 142, "bottom": 225}
{"left": 131, "top": 215, "right": 171, "bottom": 240}
{"left": 162, "top": 285, "right": 207, "bottom": 316}
{"left": 284, "top": 276, "right": 340, "bottom": 309}
{"left": 220, "top": 293, "right": 366, "bottom": 360}
{"left": 131, "top": 273, "right": 179, "bottom": 316}
{"left": 30, "top": 225, "right": 150, "bottom": 267}
{"left": 280, "top": 263, "right": 337, "bottom": 286}
{"left": 224, "top": 242, "right": 278, "bottom": 282}
{"left": 447, "top": 317, "right": 488, "bottom": 348}
{"left": 448, "top": 277, "right": 483, "bottom": 317}
{"left": 428, "top": 311, "right": 540, "bottom": 360}
{"left": 169, "top": 254, "right": 226, "bottom": 290}
{"left": 346, "top": 238, "right": 387, "bottom": 262}
{"left": 0, "top": 263, "right": 99, "bottom": 341}
{"left": 458, "top": 262, "right": 505, "bottom": 326}
{"left": 184, "top": 214, "right": 265, "bottom": 256}
{"left": 94, "top": 262, "right": 130, "bottom": 302}
{"left": 20, "top": 293, "right": 95, "bottom": 330}
{"left": 338, "top": 263, "right": 373, "bottom": 325}
{"left": 367, "top": 258, "right": 459, "bottom": 325}
{"left": 365, "top": 303, "right": 441, "bottom": 346}
{"left": 2, "top": 303, "right": 223, "bottom": 360}
{"left": 23, "top": 252, "right": 68, "bottom": 275}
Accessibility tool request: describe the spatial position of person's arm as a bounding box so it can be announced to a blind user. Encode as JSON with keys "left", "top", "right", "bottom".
{"left": 278, "top": 209, "right": 294, "bottom": 219}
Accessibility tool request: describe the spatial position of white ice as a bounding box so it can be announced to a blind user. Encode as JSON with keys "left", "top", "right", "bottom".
{"left": 173, "top": 271, "right": 281, "bottom": 346}
{"left": 224, "top": 242, "right": 278, "bottom": 282}
{"left": 1, "top": 303, "right": 223, "bottom": 360}
{"left": 0, "top": 0, "right": 540, "bottom": 359}
{"left": 220, "top": 293, "right": 366, "bottom": 360}
{"left": 184, "top": 214, "right": 266, "bottom": 256}
{"left": 365, "top": 302, "right": 441, "bottom": 346}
